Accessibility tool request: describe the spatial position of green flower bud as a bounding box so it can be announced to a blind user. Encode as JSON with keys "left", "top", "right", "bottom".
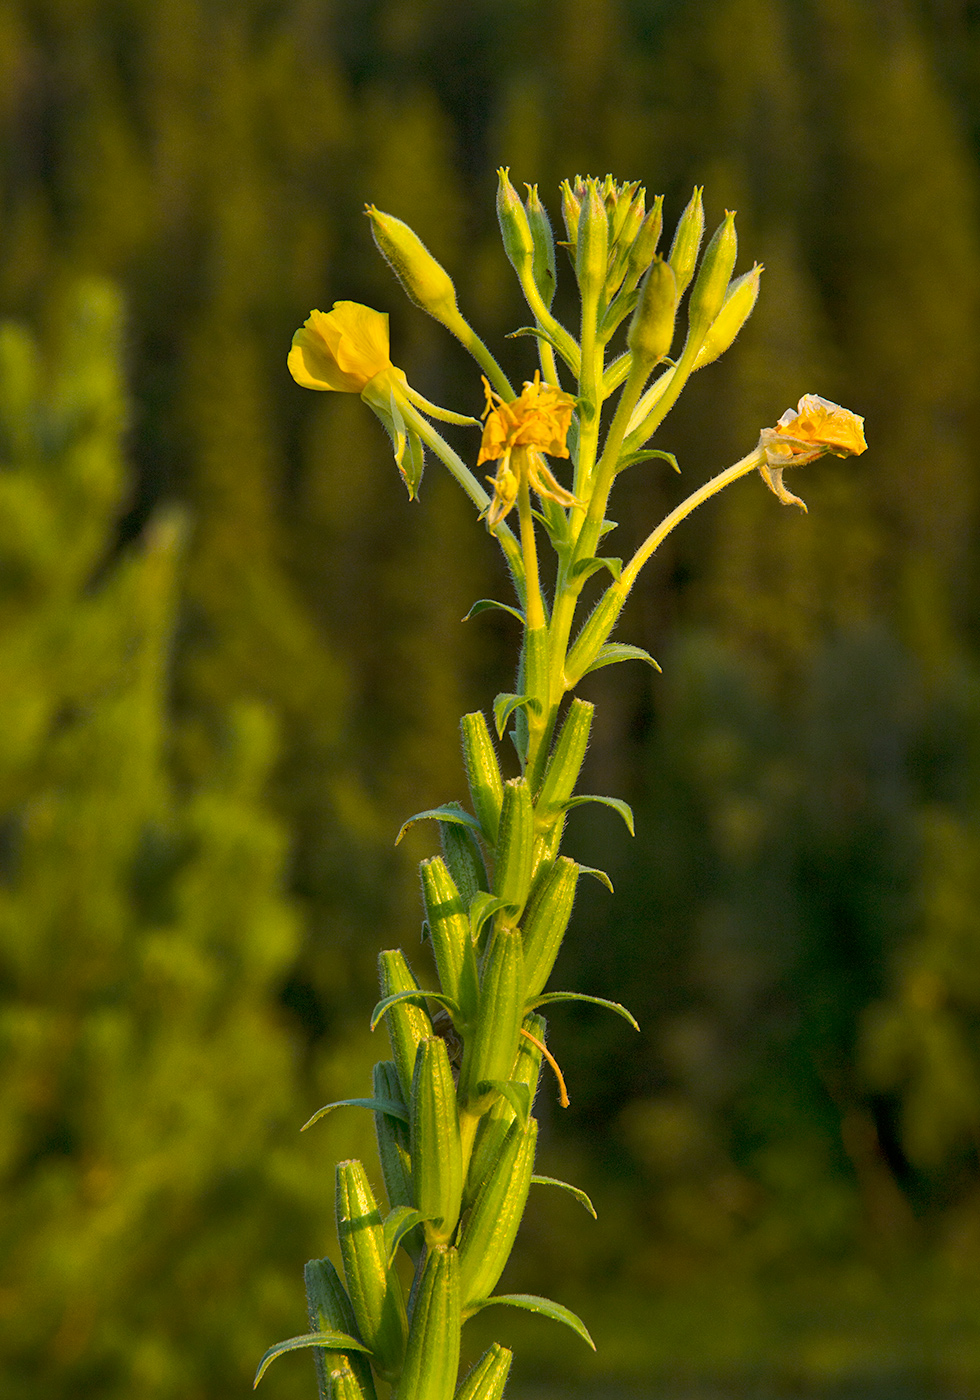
{"left": 575, "top": 178, "right": 609, "bottom": 304}
{"left": 687, "top": 210, "right": 738, "bottom": 341}
{"left": 461, "top": 711, "right": 504, "bottom": 848}
{"left": 496, "top": 167, "right": 535, "bottom": 279}
{"left": 560, "top": 178, "right": 582, "bottom": 250}
{"left": 335, "top": 1160, "right": 408, "bottom": 1381}
{"left": 396, "top": 1247, "right": 460, "bottom": 1400}
{"left": 420, "top": 856, "right": 479, "bottom": 1020}
{"left": 439, "top": 815, "right": 488, "bottom": 911}
{"left": 667, "top": 187, "right": 704, "bottom": 298}
{"left": 626, "top": 256, "right": 677, "bottom": 370}
{"left": 304, "top": 1257, "right": 378, "bottom": 1400}
{"left": 522, "top": 856, "right": 580, "bottom": 999}
{"left": 458, "top": 1117, "right": 538, "bottom": 1309}
{"left": 455, "top": 1344, "right": 513, "bottom": 1400}
{"left": 411, "top": 1037, "right": 463, "bottom": 1247}
{"left": 366, "top": 205, "right": 460, "bottom": 328}
{"left": 694, "top": 262, "right": 763, "bottom": 369}
{"left": 458, "top": 924, "right": 525, "bottom": 1112}
{"left": 626, "top": 194, "right": 664, "bottom": 283}
{"left": 372, "top": 1062, "right": 423, "bottom": 1261}
{"left": 492, "top": 778, "right": 534, "bottom": 917}
{"left": 525, "top": 183, "right": 557, "bottom": 309}
{"left": 378, "top": 948, "right": 433, "bottom": 1104}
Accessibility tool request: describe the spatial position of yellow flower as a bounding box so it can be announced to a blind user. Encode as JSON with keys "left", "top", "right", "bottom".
{"left": 288, "top": 302, "right": 392, "bottom": 393}
{"left": 758, "top": 393, "right": 867, "bottom": 511}
{"left": 477, "top": 373, "right": 579, "bottom": 527}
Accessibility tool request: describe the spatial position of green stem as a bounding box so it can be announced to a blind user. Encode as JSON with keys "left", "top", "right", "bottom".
{"left": 444, "top": 311, "right": 515, "bottom": 400}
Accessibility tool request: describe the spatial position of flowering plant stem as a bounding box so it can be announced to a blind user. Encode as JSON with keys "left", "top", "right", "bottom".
{"left": 262, "top": 171, "right": 867, "bottom": 1400}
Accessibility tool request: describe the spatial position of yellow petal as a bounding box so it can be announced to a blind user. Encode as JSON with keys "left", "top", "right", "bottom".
{"left": 287, "top": 302, "right": 391, "bottom": 392}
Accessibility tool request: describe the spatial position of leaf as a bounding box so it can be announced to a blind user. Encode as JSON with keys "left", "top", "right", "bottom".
{"left": 560, "top": 793, "right": 635, "bottom": 836}
{"left": 575, "top": 863, "right": 614, "bottom": 894}
{"left": 396, "top": 804, "right": 482, "bottom": 846}
{"left": 463, "top": 598, "right": 526, "bottom": 626}
{"left": 370, "top": 989, "right": 460, "bottom": 1033}
{"left": 598, "top": 518, "right": 618, "bottom": 540}
{"left": 583, "top": 642, "right": 662, "bottom": 676}
{"left": 530, "top": 1175, "right": 597, "bottom": 1218}
{"left": 616, "top": 447, "right": 680, "bottom": 474}
{"left": 253, "top": 1331, "right": 371, "bottom": 1387}
{"left": 468, "top": 891, "right": 510, "bottom": 944}
{"left": 530, "top": 991, "right": 640, "bottom": 1033}
{"left": 568, "top": 555, "right": 622, "bottom": 586}
{"left": 506, "top": 324, "right": 564, "bottom": 353}
{"left": 492, "top": 692, "right": 541, "bottom": 740}
{"left": 477, "top": 1079, "right": 530, "bottom": 1127}
{"left": 384, "top": 1206, "right": 428, "bottom": 1267}
{"left": 465, "top": 1295, "right": 595, "bottom": 1350}
{"left": 301, "top": 1097, "right": 409, "bottom": 1132}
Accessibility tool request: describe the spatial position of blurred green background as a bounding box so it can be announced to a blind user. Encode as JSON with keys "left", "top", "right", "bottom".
{"left": 2, "top": 0, "right": 980, "bottom": 1396}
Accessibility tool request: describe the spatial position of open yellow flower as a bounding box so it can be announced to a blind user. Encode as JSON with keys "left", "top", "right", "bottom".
{"left": 477, "top": 373, "right": 579, "bottom": 527}
{"left": 288, "top": 302, "right": 392, "bottom": 393}
{"left": 758, "top": 393, "right": 867, "bottom": 511}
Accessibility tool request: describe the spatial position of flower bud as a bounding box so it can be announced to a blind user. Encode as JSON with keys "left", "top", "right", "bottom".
{"left": 575, "top": 178, "right": 609, "bottom": 304}
{"left": 524, "top": 183, "right": 557, "bottom": 308}
{"left": 686, "top": 210, "right": 738, "bottom": 341}
{"left": 694, "top": 263, "right": 763, "bottom": 369}
{"left": 626, "top": 195, "right": 664, "bottom": 283}
{"left": 411, "top": 1037, "right": 463, "bottom": 1246}
{"left": 496, "top": 167, "right": 535, "bottom": 279}
{"left": 396, "top": 1247, "right": 460, "bottom": 1400}
{"left": 626, "top": 256, "right": 677, "bottom": 370}
{"left": 335, "top": 1160, "right": 407, "bottom": 1381}
{"left": 366, "top": 205, "right": 460, "bottom": 328}
{"left": 455, "top": 1344, "right": 513, "bottom": 1400}
{"left": 667, "top": 187, "right": 704, "bottom": 298}
{"left": 560, "top": 179, "right": 582, "bottom": 249}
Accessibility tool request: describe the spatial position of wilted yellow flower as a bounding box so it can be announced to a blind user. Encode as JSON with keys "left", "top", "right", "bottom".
{"left": 288, "top": 302, "right": 392, "bottom": 393}
{"left": 478, "top": 373, "right": 579, "bottom": 527}
{"left": 758, "top": 393, "right": 867, "bottom": 511}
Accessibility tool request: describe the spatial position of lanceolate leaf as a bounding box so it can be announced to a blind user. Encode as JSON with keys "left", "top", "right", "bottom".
{"left": 568, "top": 555, "right": 622, "bottom": 586}
{"left": 477, "top": 1079, "right": 530, "bottom": 1128}
{"left": 492, "top": 692, "right": 541, "bottom": 739}
{"left": 616, "top": 447, "right": 680, "bottom": 474}
{"left": 583, "top": 642, "right": 662, "bottom": 676}
{"left": 467, "top": 891, "right": 510, "bottom": 944}
{"left": 301, "top": 1097, "right": 409, "bottom": 1132}
{"left": 463, "top": 599, "right": 526, "bottom": 626}
{"left": 370, "top": 989, "right": 460, "bottom": 1033}
{"left": 559, "top": 793, "right": 635, "bottom": 836}
{"left": 253, "top": 1331, "right": 371, "bottom": 1388}
{"left": 384, "top": 1206, "right": 429, "bottom": 1268}
{"left": 530, "top": 991, "right": 640, "bottom": 1033}
{"left": 396, "top": 805, "right": 482, "bottom": 846}
{"left": 575, "top": 863, "right": 614, "bottom": 894}
{"left": 530, "top": 1175, "right": 597, "bottom": 1218}
{"left": 464, "top": 1294, "right": 595, "bottom": 1350}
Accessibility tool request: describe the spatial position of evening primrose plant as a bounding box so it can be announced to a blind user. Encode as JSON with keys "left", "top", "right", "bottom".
{"left": 260, "top": 171, "right": 867, "bottom": 1400}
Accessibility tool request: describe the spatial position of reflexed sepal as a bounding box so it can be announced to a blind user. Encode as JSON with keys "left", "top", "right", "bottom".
{"left": 411, "top": 1037, "right": 463, "bottom": 1247}
{"left": 458, "top": 925, "right": 525, "bottom": 1112}
{"left": 378, "top": 949, "right": 434, "bottom": 1103}
{"left": 304, "top": 1257, "right": 378, "bottom": 1400}
{"left": 420, "top": 857, "right": 479, "bottom": 1018}
{"left": 458, "top": 1117, "right": 538, "bottom": 1309}
{"left": 373, "top": 1062, "right": 423, "bottom": 1263}
{"left": 397, "top": 1246, "right": 461, "bottom": 1400}
{"left": 462, "top": 1294, "right": 595, "bottom": 1349}
{"left": 492, "top": 779, "right": 534, "bottom": 916}
{"left": 521, "top": 856, "right": 579, "bottom": 1000}
{"left": 454, "top": 1343, "right": 513, "bottom": 1400}
{"left": 461, "top": 711, "right": 505, "bottom": 847}
{"left": 335, "top": 1160, "right": 408, "bottom": 1381}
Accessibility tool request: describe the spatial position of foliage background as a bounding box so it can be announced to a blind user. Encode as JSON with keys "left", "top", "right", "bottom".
{"left": 1, "top": 0, "right": 980, "bottom": 1395}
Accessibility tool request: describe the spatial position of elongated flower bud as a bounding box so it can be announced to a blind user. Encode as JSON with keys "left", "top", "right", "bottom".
{"left": 420, "top": 857, "right": 477, "bottom": 1014}
{"left": 536, "top": 699, "right": 594, "bottom": 816}
{"left": 522, "top": 856, "right": 580, "bottom": 999}
{"left": 496, "top": 168, "right": 535, "bottom": 280}
{"left": 525, "top": 183, "right": 557, "bottom": 308}
{"left": 366, "top": 206, "right": 460, "bottom": 329}
{"left": 378, "top": 948, "right": 433, "bottom": 1103}
{"left": 461, "top": 712, "right": 504, "bottom": 848}
{"left": 439, "top": 816, "right": 487, "bottom": 912}
{"left": 686, "top": 210, "right": 738, "bottom": 342}
{"left": 372, "top": 1061, "right": 423, "bottom": 1262}
{"left": 667, "top": 187, "right": 704, "bottom": 298}
{"left": 305, "top": 1257, "right": 379, "bottom": 1400}
{"left": 458, "top": 924, "right": 524, "bottom": 1110}
{"left": 411, "top": 1037, "right": 464, "bottom": 1246}
{"left": 694, "top": 262, "right": 762, "bottom": 369}
{"left": 626, "top": 195, "right": 664, "bottom": 284}
{"left": 455, "top": 1344, "right": 513, "bottom": 1400}
{"left": 335, "top": 1160, "right": 407, "bottom": 1381}
{"left": 627, "top": 256, "right": 677, "bottom": 371}
{"left": 327, "top": 1361, "right": 373, "bottom": 1400}
{"left": 493, "top": 778, "right": 534, "bottom": 916}
{"left": 465, "top": 1011, "right": 545, "bottom": 1202}
{"left": 458, "top": 1117, "right": 538, "bottom": 1308}
{"left": 560, "top": 178, "right": 582, "bottom": 250}
{"left": 575, "top": 178, "right": 609, "bottom": 304}
{"left": 396, "top": 1247, "right": 460, "bottom": 1400}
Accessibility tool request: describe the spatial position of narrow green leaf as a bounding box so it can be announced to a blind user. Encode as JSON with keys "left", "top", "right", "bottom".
{"left": 477, "top": 1079, "right": 530, "bottom": 1128}
{"left": 468, "top": 891, "right": 510, "bottom": 945}
{"left": 383, "top": 1206, "right": 429, "bottom": 1268}
{"left": 530, "top": 991, "right": 640, "bottom": 1033}
{"left": 370, "top": 990, "right": 460, "bottom": 1033}
{"left": 506, "top": 324, "right": 564, "bottom": 353}
{"left": 617, "top": 447, "right": 680, "bottom": 473}
{"left": 560, "top": 793, "right": 635, "bottom": 835}
{"left": 302, "top": 1098, "right": 409, "bottom": 1132}
{"left": 492, "top": 692, "right": 540, "bottom": 739}
{"left": 465, "top": 1295, "right": 595, "bottom": 1350}
{"left": 530, "top": 1175, "right": 597, "bottom": 1218}
{"left": 568, "top": 555, "right": 622, "bottom": 586}
{"left": 396, "top": 806, "right": 482, "bottom": 846}
{"left": 463, "top": 599, "right": 526, "bottom": 626}
{"left": 254, "top": 1332, "right": 371, "bottom": 1388}
{"left": 574, "top": 864, "right": 613, "bottom": 894}
{"left": 583, "top": 642, "right": 662, "bottom": 676}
